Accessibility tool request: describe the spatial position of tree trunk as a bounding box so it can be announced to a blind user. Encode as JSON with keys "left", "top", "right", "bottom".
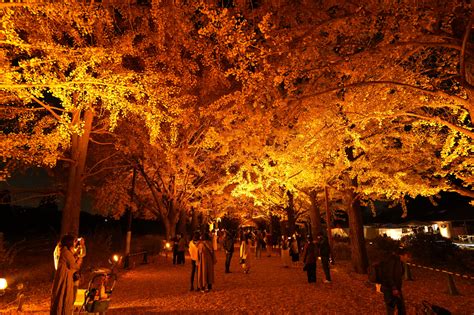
{"left": 309, "top": 189, "right": 322, "bottom": 237}
{"left": 347, "top": 191, "right": 368, "bottom": 274}
{"left": 324, "top": 186, "right": 334, "bottom": 255}
{"left": 61, "top": 109, "right": 93, "bottom": 236}
{"left": 177, "top": 208, "right": 188, "bottom": 236}
{"left": 190, "top": 207, "right": 198, "bottom": 232}
{"left": 286, "top": 191, "right": 296, "bottom": 236}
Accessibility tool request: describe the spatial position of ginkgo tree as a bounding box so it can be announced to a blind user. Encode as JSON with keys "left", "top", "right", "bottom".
{"left": 0, "top": 3, "right": 192, "bottom": 235}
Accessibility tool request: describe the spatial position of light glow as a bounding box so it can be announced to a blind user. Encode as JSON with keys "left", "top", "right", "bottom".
{"left": 0, "top": 278, "right": 7, "bottom": 290}
{"left": 165, "top": 242, "right": 171, "bottom": 249}
{"left": 112, "top": 254, "right": 120, "bottom": 262}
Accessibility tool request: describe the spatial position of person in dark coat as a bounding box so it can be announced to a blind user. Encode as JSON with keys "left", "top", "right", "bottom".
{"left": 197, "top": 232, "right": 217, "bottom": 292}
{"left": 317, "top": 232, "right": 332, "bottom": 283}
{"left": 379, "top": 250, "right": 406, "bottom": 315}
{"left": 50, "top": 234, "right": 82, "bottom": 315}
{"left": 177, "top": 233, "right": 186, "bottom": 265}
{"left": 172, "top": 235, "right": 179, "bottom": 265}
{"left": 223, "top": 230, "right": 235, "bottom": 273}
{"left": 302, "top": 236, "right": 317, "bottom": 283}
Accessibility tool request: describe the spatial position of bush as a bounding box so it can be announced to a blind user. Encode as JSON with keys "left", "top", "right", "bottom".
{"left": 332, "top": 242, "right": 351, "bottom": 261}
{"left": 401, "top": 233, "right": 474, "bottom": 273}
{"left": 401, "top": 233, "right": 456, "bottom": 264}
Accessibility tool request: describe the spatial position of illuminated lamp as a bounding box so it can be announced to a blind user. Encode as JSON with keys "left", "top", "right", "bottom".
{"left": 112, "top": 254, "right": 120, "bottom": 263}
{"left": 0, "top": 278, "right": 7, "bottom": 290}
{"left": 165, "top": 242, "right": 171, "bottom": 249}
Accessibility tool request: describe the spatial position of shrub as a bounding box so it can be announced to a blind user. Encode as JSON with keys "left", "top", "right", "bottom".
{"left": 401, "top": 233, "right": 457, "bottom": 265}
{"left": 332, "top": 242, "right": 351, "bottom": 260}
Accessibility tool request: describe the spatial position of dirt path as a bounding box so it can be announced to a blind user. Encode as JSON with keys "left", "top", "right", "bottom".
{"left": 106, "top": 250, "right": 473, "bottom": 315}
{"left": 5, "top": 249, "right": 473, "bottom": 314}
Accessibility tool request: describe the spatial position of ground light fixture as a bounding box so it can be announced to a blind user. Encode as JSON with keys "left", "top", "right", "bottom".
{"left": 112, "top": 254, "right": 120, "bottom": 263}
{"left": 0, "top": 278, "right": 7, "bottom": 295}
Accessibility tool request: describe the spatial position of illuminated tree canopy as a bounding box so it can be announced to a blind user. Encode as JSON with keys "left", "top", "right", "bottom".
{"left": 0, "top": 0, "right": 472, "bottom": 270}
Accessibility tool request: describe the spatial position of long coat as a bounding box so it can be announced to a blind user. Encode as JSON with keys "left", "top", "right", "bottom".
{"left": 197, "top": 241, "right": 216, "bottom": 288}
{"left": 50, "top": 247, "right": 81, "bottom": 315}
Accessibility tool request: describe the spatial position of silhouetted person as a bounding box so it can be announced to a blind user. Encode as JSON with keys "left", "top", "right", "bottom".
{"left": 317, "top": 232, "right": 332, "bottom": 283}
{"left": 223, "top": 231, "right": 235, "bottom": 273}
{"left": 379, "top": 249, "right": 406, "bottom": 315}
{"left": 177, "top": 233, "right": 186, "bottom": 264}
{"left": 302, "top": 236, "right": 317, "bottom": 283}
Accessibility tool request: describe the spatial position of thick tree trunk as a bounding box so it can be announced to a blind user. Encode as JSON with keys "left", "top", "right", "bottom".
{"left": 177, "top": 208, "right": 187, "bottom": 236}
{"left": 286, "top": 191, "right": 296, "bottom": 236}
{"left": 324, "top": 186, "right": 334, "bottom": 255}
{"left": 61, "top": 110, "right": 93, "bottom": 236}
{"left": 190, "top": 207, "right": 198, "bottom": 232}
{"left": 309, "top": 190, "right": 322, "bottom": 237}
{"left": 347, "top": 191, "right": 368, "bottom": 274}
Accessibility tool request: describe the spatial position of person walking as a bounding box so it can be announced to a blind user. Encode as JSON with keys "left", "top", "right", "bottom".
{"left": 317, "top": 232, "right": 332, "bottom": 283}
{"left": 197, "top": 233, "right": 216, "bottom": 292}
{"left": 223, "top": 230, "right": 235, "bottom": 273}
{"left": 50, "top": 235, "right": 83, "bottom": 315}
{"left": 379, "top": 249, "right": 406, "bottom": 315}
{"left": 239, "top": 234, "right": 251, "bottom": 274}
{"left": 188, "top": 231, "right": 200, "bottom": 291}
{"left": 302, "top": 235, "right": 317, "bottom": 283}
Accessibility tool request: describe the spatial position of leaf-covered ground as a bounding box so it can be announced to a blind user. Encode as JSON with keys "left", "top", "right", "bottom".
{"left": 3, "top": 249, "right": 473, "bottom": 314}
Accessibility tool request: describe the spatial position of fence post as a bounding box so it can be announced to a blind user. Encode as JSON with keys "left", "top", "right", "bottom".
{"left": 447, "top": 274, "right": 459, "bottom": 296}
{"left": 403, "top": 262, "right": 413, "bottom": 281}
{"left": 142, "top": 251, "right": 148, "bottom": 264}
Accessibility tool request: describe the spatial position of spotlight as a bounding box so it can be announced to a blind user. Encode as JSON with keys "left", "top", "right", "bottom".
{"left": 0, "top": 278, "right": 7, "bottom": 291}
{"left": 112, "top": 254, "right": 120, "bottom": 263}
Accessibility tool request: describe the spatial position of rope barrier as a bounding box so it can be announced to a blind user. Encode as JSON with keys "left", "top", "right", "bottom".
{"left": 406, "top": 262, "right": 474, "bottom": 280}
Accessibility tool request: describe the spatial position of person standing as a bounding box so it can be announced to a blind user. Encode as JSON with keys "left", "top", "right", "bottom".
{"left": 197, "top": 233, "right": 216, "bottom": 292}
{"left": 302, "top": 236, "right": 317, "bottom": 283}
{"left": 265, "top": 231, "right": 272, "bottom": 257}
{"left": 172, "top": 235, "right": 179, "bottom": 265}
{"left": 50, "top": 235, "right": 82, "bottom": 315}
{"left": 255, "top": 230, "right": 262, "bottom": 259}
{"left": 239, "top": 234, "right": 251, "bottom": 274}
{"left": 211, "top": 229, "right": 218, "bottom": 251}
{"left": 379, "top": 250, "right": 406, "bottom": 315}
{"left": 289, "top": 236, "right": 299, "bottom": 267}
{"left": 317, "top": 232, "right": 332, "bottom": 283}
{"left": 280, "top": 236, "right": 291, "bottom": 268}
{"left": 188, "top": 231, "right": 200, "bottom": 291}
{"left": 223, "top": 231, "right": 235, "bottom": 273}
{"left": 177, "top": 233, "right": 186, "bottom": 265}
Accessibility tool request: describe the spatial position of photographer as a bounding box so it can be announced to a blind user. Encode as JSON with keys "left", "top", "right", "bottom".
{"left": 50, "top": 235, "right": 83, "bottom": 315}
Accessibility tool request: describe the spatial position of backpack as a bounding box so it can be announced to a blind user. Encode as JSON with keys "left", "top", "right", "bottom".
{"left": 368, "top": 262, "right": 381, "bottom": 283}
